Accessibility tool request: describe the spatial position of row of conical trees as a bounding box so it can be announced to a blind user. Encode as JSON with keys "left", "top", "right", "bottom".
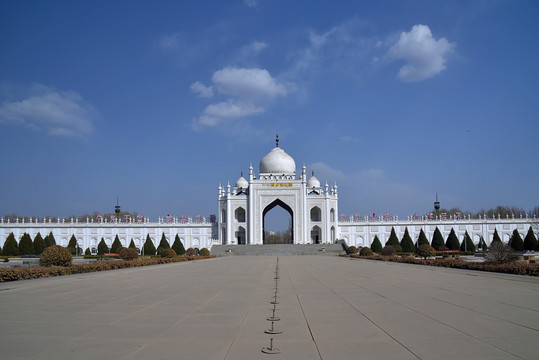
{"left": 0, "top": 232, "right": 186, "bottom": 256}
{"left": 367, "top": 226, "right": 538, "bottom": 253}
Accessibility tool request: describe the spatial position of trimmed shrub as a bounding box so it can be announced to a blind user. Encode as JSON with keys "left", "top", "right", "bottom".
{"left": 39, "top": 245, "right": 72, "bottom": 266}
{"left": 380, "top": 245, "right": 396, "bottom": 257}
{"left": 417, "top": 244, "right": 436, "bottom": 259}
{"left": 97, "top": 238, "right": 109, "bottom": 255}
{"left": 478, "top": 236, "right": 488, "bottom": 251}
{"left": 110, "top": 235, "right": 123, "bottom": 253}
{"left": 84, "top": 247, "right": 91, "bottom": 256}
{"left": 509, "top": 229, "right": 524, "bottom": 251}
{"left": 523, "top": 226, "right": 537, "bottom": 251}
{"left": 199, "top": 248, "right": 210, "bottom": 256}
{"left": 67, "top": 235, "right": 77, "bottom": 255}
{"left": 371, "top": 236, "right": 382, "bottom": 253}
{"left": 143, "top": 234, "right": 156, "bottom": 255}
{"left": 185, "top": 248, "right": 196, "bottom": 256}
{"left": 33, "top": 233, "right": 46, "bottom": 255}
{"left": 417, "top": 229, "right": 429, "bottom": 247}
{"left": 400, "top": 228, "right": 415, "bottom": 253}
{"left": 3, "top": 233, "right": 19, "bottom": 256}
{"left": 445, "top": 228, "right": 460, "bottom": 251}
{"left": 386, "top": 228, "right": 402, "bottom": 251}
{"left": 44, "top": 231, "right": 56, "bottom": 248}
{"left": 119, "top": 247, "right": 138, "bottom": 260}
{"left": 160, "top": 248, "right": 176, "bottom": 258}
{"left": 346, "top": 246, "right": 358, "bottom": 255}
{"left": 431, "top": 227, "right": 445, "bottom": 250}
{"left": 460, "top": 231, "right": 475, "bottom": 252}
{"left": 129, "top": 239, "right": 137, "bottom": 249}
{"left": 18, "top": 233, "right": 35, "bottom": 255}
{"left": 172, "top": 235, "right": 186, "bottom": 255}
{"left": 158, "top": 233, "right": 170, "bottom": 249}
{"left": 359, "top": 247, "right": 374, "bottom": 256}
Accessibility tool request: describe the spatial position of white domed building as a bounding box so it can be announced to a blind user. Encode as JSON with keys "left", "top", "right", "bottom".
{"left": 218, "top": 136, "right": 339, "bottom": 245}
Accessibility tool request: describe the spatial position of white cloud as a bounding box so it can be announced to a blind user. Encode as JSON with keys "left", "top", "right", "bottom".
{"left": 190, "top": 81, "right": 214, "bottom": 98}
{"left": 387, "top": 24, "right": 455, "bottom": 82}
{"left": 0, "top": 84, "right": 96, "bottom": 137}
{"left": 192, "top": 67, "right": 290, "bottom": 129}
{"left": 204, "top": 99, "right": 263, "bottom": 119}
{"left": 244, "top": 0, "right": 258, "bottom": 7}
{"left": 212, "top": 67, "right": 287, "bottom": 100}
{"left": 240, "top": 41, "right": 268, "bottom": 57}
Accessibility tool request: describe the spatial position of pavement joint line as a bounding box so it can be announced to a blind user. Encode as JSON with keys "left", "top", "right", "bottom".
{"left": 224, "top": 288, "right": 260, "bottom": 360}
{"left": 497, "top": 301, "right": 539, "bottom": 312}
{"left": 296, "top": 262, "right": 423, "bottom": 360}
{"left": 285, "top": 267, "right": 323, "bottom": 360}
{"left": 337, "top": 259, "right": 525, "bottom": 359}
{"left": 431, "top": 297, "right": 539, "bottom": 333}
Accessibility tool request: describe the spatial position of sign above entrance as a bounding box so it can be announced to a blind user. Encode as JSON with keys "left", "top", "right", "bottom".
{"left": 269, "top": 183, "right": 293, "bottom": 187}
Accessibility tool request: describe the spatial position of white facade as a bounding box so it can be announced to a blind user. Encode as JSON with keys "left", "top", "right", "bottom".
{"left": 0, "top": 139, "right": 536, "bottom": 251}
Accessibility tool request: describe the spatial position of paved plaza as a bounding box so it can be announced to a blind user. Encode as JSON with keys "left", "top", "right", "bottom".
{"left": 1, "top": 256, "right": 538, "bottom": 360}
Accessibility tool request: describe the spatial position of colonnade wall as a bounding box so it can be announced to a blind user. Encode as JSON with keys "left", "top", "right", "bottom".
{"left": 0, "top": 221, "right": 218, "bottom": 253}
{"left": 339, "top": 217, "right": 536, "bottom": 248}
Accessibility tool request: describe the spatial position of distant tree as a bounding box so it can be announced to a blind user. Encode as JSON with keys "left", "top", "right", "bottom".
{"left": 110, "top": 235, "right": 123, "bottom": 253}
{"left": 97, "top": 238, "right": 109, "bottom": 255}
{"left": 460, "top": 231, "right": 475, "bottom": 252}
{"left": 67, "top": 235, "right": 78, "bottom": 255}
{"left": 400, "top": 228, "right": 415, "bottom": 253}
{"left": 158, "top": 233, "right": 170, "bottom": 249}
{"left": 18, "top": 233, "right": 35, "bottom": 255}
{"left": 486, "top": 242, "right": 515, "bottom": 263}
{"left": 380, "top": 245, "right": 396, "bottom": 256}
{"left": 492, "top": 229, "right": 502, "bottom": 246}
{"left": 370, "top": 236, "right": 382, "bottom": 253}
{"left": 44, "top": 231, "right": 56, "bottom": 247}
{"left": 509, "top": 229, "right": 524, "bottom": 251}
{"left": 523, "top": 226, "right": 537, "bottom": 251}
{"left": 445, "top": 228, "right": 460, "bottom": 251}
{"left": 33, "top": 232, "right": 46, "bottom": 255}
{"left": 417, "top": 229, "right": 429, "bottom": 247}
{"left": 143, "top": 234, "right": 156, "bottom": 255}
{"left": 386, "top": 227, "right": 402, "bottom": 251}
{"left": 3, "top": 233, "right": 19, "bottom": 256}
{"left": 172, "top": 234, "right": 186, "bottom": 255}
{"left": 431, "top": 227, "right": 445, "bottom": 250}
{"left": 129, "top": 239, "right": 137, "bottom": 249}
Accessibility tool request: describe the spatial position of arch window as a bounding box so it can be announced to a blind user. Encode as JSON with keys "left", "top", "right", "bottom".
{"left": 221, "top": 209, "right": 226, "bottom": 223}
{"left": 310, "top": 207, "right": 321, "bottom": 222}
{"left": 235, "top": 207, "right": 246, "bottom": 222}
{"left": 330, "top": 208, "right": 335, "bottom": 222}
{"left": 331, "top": 226, "right": 336, "bottom": 242}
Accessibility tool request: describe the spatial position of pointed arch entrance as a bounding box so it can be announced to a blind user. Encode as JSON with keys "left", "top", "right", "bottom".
{"left": 263, "top": 198, "right": 293, "bottom": 244}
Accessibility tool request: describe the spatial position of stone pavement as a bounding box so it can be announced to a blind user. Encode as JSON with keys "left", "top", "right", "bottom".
{"left": 1, "top": 256, "right": 538, "bottom": 360}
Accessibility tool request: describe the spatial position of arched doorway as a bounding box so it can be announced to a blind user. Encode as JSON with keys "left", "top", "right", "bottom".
{"left": 311, "top": 225, "right": 321, "bottom": 244}
{"left": 263, "top": 199, "right": 293, "bottom": 244}
{"left": 236, "top": 226, "right": 246, "bottom": 245}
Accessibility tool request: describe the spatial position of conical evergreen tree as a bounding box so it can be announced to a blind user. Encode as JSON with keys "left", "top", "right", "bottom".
{"left": 509, "top": 229, "right": 524, "bottom": 251}
{"left": 3, "top": 232, "right": 19, "bottom": 256}
{"left": 84, "top": 248, "right": 91, "bottom": 256}
{"left": 445, "top": 228, "right": 460, "bottom": 250}
{"left": 431, "top": 227, "right": 445, "bottom": 250}
{"left": 172, "top": 234, "right": 186, "bottom": 255}
{"left": 45, "top": 231, "right": 56, "bottom": 247}
{"left": 478, "top": 236, "right": 488, "bottom": 251}
{"left": 523, "top": 226, "right": 537, "bottom": 251}
{"left": 97, "top": 238, "right": 109, "bottom": 255}
{"left": 129, "top": 239, "right": 137, "bottom": 249}
{"left": 143, "top": 234, "right": 156, "bottom": 255}
{"left": 400, "top": 228, "right": 415, "bottom": 253}
{"left": 371, "top": 235, "right": 382, "bottom": 253}
{"left": 0, "top": 246, "right": 2, "bottom": 255}
{"left": 460, "top": 231, "right": 475, "bottom": 252}
{"left": 110, "top": 235, "right": 123, "bottom": 253}
{"left": 33, "top": 232, "right": 46, "bottom": 255}
{"left": 158, "top": 233, "right": 170, "bottom": 249}
{"left": 67, "top": 234, "right": 78, "bottom": 254}
{"left": 492, "top": 228, "right": 502, "bottom": 246}
{"left": 386, "top": 227, "right": 402, "bottom": 251}
{"left": 18, "top": 233, "right": 35, "bottom": 255}
{"left": 417, "top": 229, "right": 429, "bottom": 247}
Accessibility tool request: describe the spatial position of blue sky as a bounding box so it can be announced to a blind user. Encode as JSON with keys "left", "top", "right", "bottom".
{"left": 0, "top": 0, "right": 538, "bottom": 223}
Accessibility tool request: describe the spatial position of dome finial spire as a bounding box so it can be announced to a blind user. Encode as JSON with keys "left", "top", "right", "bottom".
{"left": 276, "top": 133, "right": 279, "bottom": 148}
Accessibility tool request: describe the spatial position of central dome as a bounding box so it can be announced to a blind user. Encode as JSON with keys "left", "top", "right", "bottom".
{"left": 259, "top": 146, "right": 296, "bottom": 174}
